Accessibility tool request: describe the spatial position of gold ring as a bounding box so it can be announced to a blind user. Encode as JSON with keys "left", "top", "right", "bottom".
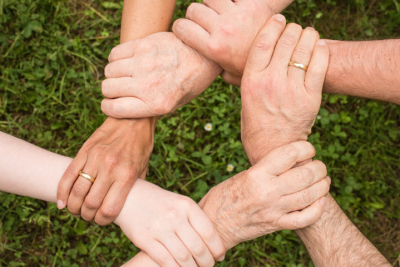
{"left": 289, "top": 61, "right": 308, "bottom": 71}
{"left": 79, "top": 171, "right": 95, "bottom": 183}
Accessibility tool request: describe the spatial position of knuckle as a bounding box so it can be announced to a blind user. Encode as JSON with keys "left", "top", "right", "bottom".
{"left": 192, "top": 242, "right": 207, "bottom": 256}
{"left": 103, "top": 154, "right": 119, "bottom": 169}
{"left": 108, "top": 46, "right": 119, "bottom": 62}
{"left": 179, "top": 196, "right": 195, "bottom": 209}
{"left": 207, "top": 41, "right": 222, "bottom": 56}
{"left": 301, "top": 188, "right": 314, "bottom": 205}
{"left": 202, "top": 225, "right": 217, "bottom": 241}
{"left": 99, "top": 205, "right": 119, "bottom": 220}
{"left": 314, "top": 160, "right": 327, "bottom": 177}
{"left": 177, "top": 250, "right": 192, "bottom": 262}
{"left": 158, "top": 251, "right": 173, "bottom": 265}
{"left": 72, "top": 183, "right": 88, "bottom": 197}
{"left": 294, "top": 45, "right": 310, "bottom": 57}
{"left": 84, "top": 197, "right": 102, "bottom": 210}
{"left": 299, "top": 167, "right": 314, "bottom": 185}
{"left": 254, "top": 34, "right": 273, "bottom": 51}
{"left": 282, "top": 144, "right": 300, "bottom": 159}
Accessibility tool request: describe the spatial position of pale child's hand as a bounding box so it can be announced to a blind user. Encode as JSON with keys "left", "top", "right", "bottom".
{"left": 114, "top": 179, "right": 226, "bottom": 267}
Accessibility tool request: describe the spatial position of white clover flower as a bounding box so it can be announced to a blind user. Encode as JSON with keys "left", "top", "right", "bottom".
{"left": 204, "top": 123, "right": 212, "bottom": 131}
{"left": 227, "top": 164, "right": 234, "bottom": 172}
{"left": 317, "top": 115, "right": 322, "bottom": 120}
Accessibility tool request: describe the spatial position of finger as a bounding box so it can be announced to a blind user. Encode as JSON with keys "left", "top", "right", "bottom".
{"left": 57, "top": 152, "right": 87, "bottom": 209}
{"left": 189, "top": 206, "right": 226, "bottom": 262}
{"left": 269, "top": 23, "right": 303, "bottom": 73}
{"left": 104, "top": 58, "right": 135, "bottom": 78}
{"left": 172, "top": 18, "right": 210, "bottom": 57}
{"left": 176, "top": 225, "right": 215, "bottom": 266}
{"left": 221, "top": 71, "right": 241, "bottom": 86}
{"left": 94, "top": 177, "right": 137, "bottom": 225}
{"left": 102, "top": 77, "right": 138, "bottom": 98}
{"left": 158, "top": 234, "right": 197, "bottom": 267}
{"left": 244, "top": 14, "right": 286, "bottom": 73}
{"left": 108, "top": 40, "right": 137, "bottom": 62}
{"left": 257, "top": 141, "right": 316, "bottom": 176}
{"left": 281, "top": 177, "right": 331, "bottom": 212}
{"left": 186, "top": 3, "right": 219, "bottom": 32}
{"left": 288, "top": 27, "right": 320, "bottom": 83}
{"left": 305, "top": 39, "right": 330, "bottom": 95}
{"left": 143, "top": 241, "right": 180, "bottom": 267}
{"left": 80, "top": 171, "right": 113, "bottom": 221}
{"left": 101, "top": 98, "right": 152, "bottom": 119}
{"left": 67, "top": 162, "right": 97, "bottom": 216}
{"left": 277, "top": 197, "right": 327, "bottom": 230}
{"left": 203, "top": 0, "right": 235, "bottom": 13}
{"left": 278, "top": 160, "right": 327, "bottom": 194}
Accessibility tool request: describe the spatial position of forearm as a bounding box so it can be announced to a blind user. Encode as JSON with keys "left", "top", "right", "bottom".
{"left": 0, "top": 131, "right": 71, "bottom": 202}
{"left": 296, "top": 194, "right": 390, "bottom": 267}
{"left": 121, "top": 0, "right": 176, "bottom": 43}
{"left": 323, "top": 39, "right": 400, "bottom": 104}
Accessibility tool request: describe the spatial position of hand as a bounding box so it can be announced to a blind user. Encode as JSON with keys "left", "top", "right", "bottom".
{"left": 172, "top": 0, "right": 275, "bottom": 85}
{"left": 114, "top": 179, "right": 226, "bottom": 267}
{"left": 57, "top": 117, "right": 156, "bottom": 225}
{"left": 240, "top": 16, "right": 329, "bottom": 164}
{"left": 121, "top": 141, "right": 330, "bottom": 266}
{"left": 199, "top": 141, "right": 330, "bottom": 249}
{"left": 101, "top": 32, "right": 222, "bottom": 119}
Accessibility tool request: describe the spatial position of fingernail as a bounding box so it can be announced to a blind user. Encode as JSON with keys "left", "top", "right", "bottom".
{"left": 217, "top": 255, "right": 225, "bottom": 262}
{"left": 306, "top": 27, "right": 315, "bottom": 31}
{"left": 319, "top": 197, "right": 326, "bottom": 207}
{"left": 317, "top": 40, "right": 326, "bottom": 46}
{"left": 275, "top": 14, "right": 285, "bottom": 22}
{"left": 57, "top": 200, "right": 65, "bottom": 209}
{"left": 73, "top": 214, "right": 80, "bottom": 218}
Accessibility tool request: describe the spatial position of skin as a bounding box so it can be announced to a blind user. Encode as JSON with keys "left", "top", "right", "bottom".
{"left": 101, "top": 33, "right": 221, "bottom": 118}
{"left": 119, "top": 19, "right": 332, "bottom": 266}
{"left": 57, "top": 0, "right": 177, "bottom": 226}
{"left": 239, "top": 14, "right": 390, "bottom": 267}
{"left": 0, "top": 132, "right": 328, "bottom": 267}
{"left": 172, "top": 0, "right": 400, "bottom": 105}
{"left": 123, "top": 141, "right": 330, "bottom": 267}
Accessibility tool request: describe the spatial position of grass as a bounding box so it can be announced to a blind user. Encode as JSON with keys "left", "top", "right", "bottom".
{"left": 1, "top": 0, "right": 400, "bottom": 266}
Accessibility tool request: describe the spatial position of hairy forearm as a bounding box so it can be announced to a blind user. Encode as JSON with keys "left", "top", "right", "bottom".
{"left": 323, "top": 39, "right": 400, "bottom": 104}
{"left": 296, "top": 194, "right": 390, "bottom": 267}
{"left": 121, "top": 0, "right": 176, "bottom": 43}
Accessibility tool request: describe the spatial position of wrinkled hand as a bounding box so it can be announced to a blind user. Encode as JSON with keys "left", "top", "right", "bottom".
{"left": 122, "top": 141, "right": 330, "bottom": 266}
{"left": 173, "top": 0, "right": 275, "bottom": 85}
{"left": 240, "top": 16, "right": 329, "bottom": 164}
{"left": 114, "top": 179, "right": 226, "bottom": 267}
{"left": 199, "top": 141, "right": 330, "bottom": 249}
{"left": 57, "top": 117, "right": 156, "bottom": 225}
{"left": 101, "top": 32, "right": 222, "bottom": 119}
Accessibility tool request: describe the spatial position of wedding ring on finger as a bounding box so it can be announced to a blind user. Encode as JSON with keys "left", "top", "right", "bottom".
{"left": 289, "top": 61, "right": 308, "bottom": 71}
{"left": 79, "top": 171, "right": 96, "bottom": 183}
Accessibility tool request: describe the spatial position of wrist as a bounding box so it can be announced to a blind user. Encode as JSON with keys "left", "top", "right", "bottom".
{"left": 198, "top": 174, "right": 246, "bottom": 250}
